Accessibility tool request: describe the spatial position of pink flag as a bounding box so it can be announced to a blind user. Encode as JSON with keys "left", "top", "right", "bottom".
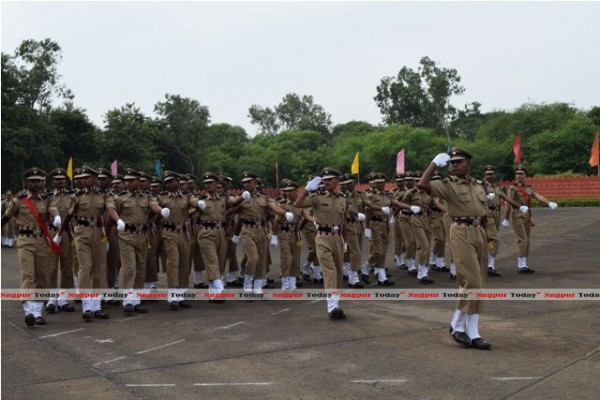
{"left": 111, "top": 160, "right": 118, "bottom": 176}
{"left": 396, "top": 149, "right": 405, "bottom": 174}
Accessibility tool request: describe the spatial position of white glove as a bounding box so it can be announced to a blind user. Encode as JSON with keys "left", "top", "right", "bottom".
{"left": 285, "top": 212, "right": 294, "bottom": 222}
{"left": 241, "top": 191, "right": 251, "bottom": 200}
{"left": 160, "top": 208, "right": 170, "bottom": 218}
{"left": 501, "top": 219, "right": 510, "bottom": 228}
{"left": 432, "top": 153, "right": 451, "bottom": 167}
{"left": 410, "top": 205, "right": 421, "bottom": 214}
{"left": 364, "top": 228, "right": 372, "bottom": 240}
{"left": 270, "top": 235, "right": 279, "bottom": 248}
{"left": 390, "top": 216, "right": 396, "bottom": 224}
{"left": 306, "top": 176, "right": 322, "bottom": 191}
{"left": 381, "top": 206, "right": 391, "bottom": 215}
{"left": 116, "top": 219, "right": 125, "bottom": 232}
{"left": 197, "top": 200, "right": 206, "bottom": 210}
{"left": 357, "top": 213, "right": 366, "bottom": 222}
{"left": 487, "top": 193, "right": 496, "bottom": 201}
{"left": 53, "top": 215, "right": 62, "bottom": 228}
{"left": 231, "top": 234, "right": 240, "bottom": 244}
{"left": 53, "top": 234, "right": 61, "bottom": 244}
{"left": 519, "top": 205, "right": 529, "bottom": 214}
{"left": 548, "top": 202, "right": 557, "bottom": 210}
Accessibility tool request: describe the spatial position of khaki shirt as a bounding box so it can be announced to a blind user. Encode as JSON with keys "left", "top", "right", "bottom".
{"left": 236, "top": 191, "right": 269, "bottom": 221}
{"left": 4, "top": 191, "right": 50, "bottom": 229}
{"left": 158, "top": 191, "right": 194, "bottom": 224}
{"left": 299, "top": 191, "right": 347, "bottom": 226}
{"left": 113, "top": 191, "right": 152, "bottom": 225}
{"left": 196, "top": 193, "right": 228, "bottom": 222}
{"left": 345, "top": 190, "right": 365, "bottom": 214}
{"left": 429, "top": 175, "right": 487, "bottom": 218}
{"left": 403, "top": 187, "right": 434, "bottom": 210}
{"left": 364, "top": 189, "right": 391, "bottom": 218}
{"left": 277, "top": 198, "right": 305, "bottom": 225}
{"left": 507, "top": 183, "right": 535, "bottom": 206}
{"left": 51, "top": 189, "right": 73, "bottom": 219}
{"left": 69, "top": 188, "right": 115, "bottom": 219}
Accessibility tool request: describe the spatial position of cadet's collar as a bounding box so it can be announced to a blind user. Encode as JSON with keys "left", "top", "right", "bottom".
{"left": 449, "top": 174, "right": 471, "bottom": 184}
{"left": 168, "top": 190, "right": 183, "bottom": 197}
{"left": 53, "top": 188, "right": 66, "bottom": 195}
{"left": 27, "top": 190, "right": 42, "bottom": 200}
{"left": 84, "top": 187, "right": 100, "bottom": 194}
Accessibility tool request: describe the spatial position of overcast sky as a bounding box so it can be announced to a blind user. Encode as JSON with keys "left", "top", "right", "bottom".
{"left": 2, "top": 1, "right": 599, "bottom": 136}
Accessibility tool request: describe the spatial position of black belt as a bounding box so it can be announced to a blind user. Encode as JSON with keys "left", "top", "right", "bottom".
{"left": 400, "top": 210, "right": 412, "bottom": 216}
{"left": 316, "top": 225, "right": 340, "bottom": 234}
{"left": 452, "top": 217, "right": 483, "bottom": 226}
{"left": 199, "top": 221, "right": 225, "bottom": 229}
{"left": 279, "top": 224, "right": 297, "bottom": 232}
{"left": 124, "top": 223, "right": 147, "bottom": 233}
{"left": 19, "top": 229, "right": 43, "bottom": 237}
{"left": 241, "top": 218, "right": 263, "bottom": 227}
{"left": 164, "top": 223, "right": 186, "bottom": 231}
{"left": 488, "top": 205, "right": 498, "bottom": 210}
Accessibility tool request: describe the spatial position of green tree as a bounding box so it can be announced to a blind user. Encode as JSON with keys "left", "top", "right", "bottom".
{"left": 374, "top": 56, "right": 465, "bottom": 134}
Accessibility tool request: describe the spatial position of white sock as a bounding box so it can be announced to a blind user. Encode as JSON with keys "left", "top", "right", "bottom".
{"left": 342, "top": 263, "right": 351, "bottom": 277}
{"left": 326, "top": 293, "right": 340, "bottom": 312}
{"left": 417, "top": 265, "right": 429, "bottom": 279}
{"left": 348, "top": 270, "right": 360, "bottom": 285}
{"left": 450, "top": 262, "right": 456, "bottom": 275}
{"left": 374, "top": 267, "right": 387, "bottom": 282}
{"left": 436, "top": 257, "right": 445, "bottom": 269}
{"left": 466, "top": 313, "right": 481, "bottom": 339}
{"left": 407, "top": 258, "right": 416, "bottom": 270}
{"left": 194, "top": 271, "right": 203, "bottom": 284}
{"left": 450, "top": 309, "right": 466, "bottom": 332}
{"left": 313, "top": 266, "right": 323, "bottom": 279}
{"left": 488, "top": 254, "right": 495, "bottom": 269}
{"left": 361, "top": 262, "right": 371, "bottom": 275}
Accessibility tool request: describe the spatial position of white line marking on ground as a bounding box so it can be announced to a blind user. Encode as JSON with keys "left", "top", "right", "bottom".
{"left": 193, "top": 382, "right": 274, "bottom": 387}
{"left": 39, "top": 328, "right": 85, "bottom": 339}
{"left": 125, "top": 384, "right": 176, "bottom": 387}
{"left": 492, "top": 377, "right": 542, "bottom": 381}
{"left": 116, "top": 315, "right": 144, "bottom": 322}
{"left": 270, "top": 308, "right": 290, "bottom": 315}
{"left": 219, "top": 321, "right": 246, "bottom": 330}
{"left": 92, "top": 356, "right": 127, "bottom": 366}
{"left": 351, "top": 379, "right": 407, "bottom": 384}
{"left": 310, "top": 300, "right": 321, "bottom": 304}
{"left": 135, "top": 339, "right": 186, "bottom": 354}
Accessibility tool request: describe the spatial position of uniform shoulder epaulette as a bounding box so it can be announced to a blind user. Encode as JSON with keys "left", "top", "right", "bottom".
{"left": 17, "top": 190, "right": 28, "bottom": 199}
{"left": 219, "top": 192, "right": 228, "bottom": 198}
{"left": 73, "top": 189, "right": 85, "bottom": 197}
{"left": 337, "top": 191, "right": 347, "bottom": 198}
{"left": 474, "top": 179, "right": 483, "bottom": 185}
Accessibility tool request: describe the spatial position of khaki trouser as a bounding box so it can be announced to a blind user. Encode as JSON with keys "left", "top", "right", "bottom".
{"left": 411, "top": 215, "right": 432, "bottom": 265}
{"left": 511, "top": 212, "right": 531, "bottom": 257}
{"left": 106, "top": 227, "right": 120, "bottom": 288}
{"left": 17, "top": 236, "right": 55, "bottom": 290}
{"left": 50, "top": 227, "right": 74, "bottom": 289}
{"left": 241, "top": 226, "right": 268, "bottom": 277}
{"left": 197, "top": 227, "right": 227, "bottom": 281}
{"left": 302, "top": 224, "right": 318, "bottom": 265}
{"left": 315, "top": 233, "right": 344, "bottom": 290}
{"left": 279, "top": 230, "right": 301, "bottom": 277}
{"left": 74, "top": 225, "right": 108, "bottom": 289}
{"left": 430, "top": 212, "right": 445, "bottom": 258}
{"left": 449, "top": 223, "right": 488, "bottom": 314}
{"left": 161, "top": 229, "right": 190, "bottom": 288}
{"left": 118, "top": 231, "right": 148, "bottom": 289}
{"left": 343, "top": 222, "right": 363, "bottom": 271}
{"left": 398, "top": 215, "right": 416, "bottom": 259}
{"left": 485, "top": 210, "right": 501, "bottom": 256}
{"left": 145, "top": 228, "right": 161, "bottom": 283}
{"left": 367, "top": 221, "right": 389, "bottom": 268}
{"left": 392, "top": 217, "right": 403, "bottom": 255}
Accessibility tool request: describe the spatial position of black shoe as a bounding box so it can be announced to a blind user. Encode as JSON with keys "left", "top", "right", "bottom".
{"left": 194, "top": 283, "right": 208, "bottom": 289}
{"left": 45, "top": 303, "right": 57, "bottom": 314}
{"left": 123, "top": 305, "right": 135, "bottom": 314}
{"left": 59, "top": 304, "right": 76, "bottom": 312}
{"left": 450, "top": 273, "right": 456, "bottom": 280}
{"left": 397, "top": 264, "right": 408, "bottom": 270}
{"left": 407, "top": 269, "right": 418, "bottom": 275}
{"left": 82, "top": 310, "right": 93, "bottom": 322}
{"left": 471, "top": 337, "right": 492, "bottom": 350}
{"left": 347, "top": 282, "right": 365, "bottom": 289}
{"left": 419, "top": 276, "right": 434, "bottom": 284}
{"left": 295, "top": 281, "right": 303, "bottom": 288}
{"left": 169, "top": 302, "right": 180, "bottom": 311}
{"left": 313, "top": 278, "right": 323, "bottom": 284}
{"left": 25, "top": 314, "right": 35, "bottom": 327}
{"left": 133, "top": 305, "right": 147, "bottom": 313}
{"left": 74, "top": 299, "right": 82, "bottom": 304}
{"left": 263, "top": 282, "right": 275, "bottom": 289}
{"left": 342, "top": 275, "right": 349, "bottom": 281}
{"left": 227, "top": 279, "right": 243, "bottom": 288}
{"left": 488, "top": 268, "right": 501, "bottom": 277}
{"left": 519, "top": 267, "right": 535, "bottom": 274}
{"left": 429, "top": 264, "right": 439, "bottom": 270}
{"left": 451, "top": 330, "right": 471, "bottom": 347}
{"left": 93, "top": 310, "right": 110, "bottom": 319}
{"left": 179, "top": 300, "right": 192, "bottom": 309}
{"left": 266, "top": 277, "right": 275, "bottom": 284}
{"left": 439, "top": 266, "right": 450, "bottom": 272}
{"left": 35, "top": 316, "right": 47, "bottom": 325}
{"left": 329, "top": 308, "right": 346, "bottom": 320}
{"left": 360, "top": 273, "right": 371, "bottom": 284}
{"left": 301, "top": 273, "right": 312, "bottom": 282}
{"left": 377, "top": 279, "right": 395, "bottom": 286}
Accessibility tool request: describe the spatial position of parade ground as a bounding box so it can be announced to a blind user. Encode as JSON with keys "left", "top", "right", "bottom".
{"left": 1, "top": 207, "right": 599, "bottom": 400}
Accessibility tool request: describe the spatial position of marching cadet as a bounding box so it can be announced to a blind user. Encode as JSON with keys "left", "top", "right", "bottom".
{"left": 1, "top": 191, "right": 16, "bottom": 248}
{"left": 156, "top": 171, "right": 195, "bottom": 310}
{"left": 219, "top": 176, "right": 243, "bottom": 287}
{"left": 294, "top": 168, "right": 363, "bottom": 319}
{"left": 60, "top": 166, "right": 114, "bottom": 321}
{"left": 339, "top": 173, "right": 366, "bottom": 288}
{"left": 45, "top": 168, "right": 76, "bottom": 313}
{"left": 111, "top": 168, "right": 170, "bottom": 314}
{"left": 419, "top": 147, "right": 492, "bottom": 349}
{"left": 428, "top": 171, "right": 450, "bottom": 273}
{"left": 145, "top": 175, "right": 163, "bottom": 290}
{"left": 195, "top": 172, "right": 242, "bottom": 301}
{"left": 390, "top": 173, "right": 407, "bottom": 269}
{"left": 299, "top": 176, "right": 321, "bottom": 283}
{"left": 233, "top": 171, "right": 293, "bottom": 293}
{"left": 2, "top": 168, "right": 61, "bottom": 327}
{"left": 272, "top": 179, "right": 305, "bottom": 291}
{"left": 396, "top": 172, "right": 418, "bottom": 275}
{"left": 106, "top": 174, "right": 124, "bottom": 295}
{"left": 502, "top": 166, "right": 557, "bottom": 273}
{"left": 183, "top": 173, "right": 208, "bottom": 289}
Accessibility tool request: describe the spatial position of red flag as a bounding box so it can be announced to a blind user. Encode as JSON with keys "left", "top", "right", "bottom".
{"left": 590, "top": 132, "right": 599, "bottom": 167}
{"left": 111, "top": 159, "right": 118, "bottom": 176}
{"left": 513, "top": 135, "right": 522, "bottom": 164}
{"left": 396, "top": 149, "right": 405, "bottom": 174}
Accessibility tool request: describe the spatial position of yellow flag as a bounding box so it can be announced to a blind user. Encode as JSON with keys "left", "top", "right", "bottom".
{"left": 351, "top": 152, "right": 359, "bottom": 174}
{"left": 66, "top": 157, "right": 73, "bottom": 180}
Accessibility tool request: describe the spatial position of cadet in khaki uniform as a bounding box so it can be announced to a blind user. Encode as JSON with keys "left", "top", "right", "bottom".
{"left": 106, "top": 174, "right": 124, "bottom": 293}
{"left": 111, "top": 168, "right": 169, "bottom": 314}
{"left": 233, "top": 171, "right": 293, "bottom": 293}
{"left": 195, "top": 172, "right": 242, "bottom": 301}
{"left": 295, "top": 168, "right": 364, "bottom": 319}
{"left": 46, "top": 168, "right": 76, "bottom": 313}
{"left": 2, "top": 191, "right": 16, "bottom": 248}
{"left": 157, "top": 171, "right": 195, "bottom": 310}
{"left": 299, "top": 176, "right": 320, "bottom": 283}
{"left": 390, "top": 174, "right": 406, "bottom": 269}
{"left": 145, "top": 175, "right": 163, "bottom": 290}
{"left": 339, "top": 174, "right": 366, "bottom": 288}
{"left": 428, "top": 171, "right": 450, "bottom": 274}
{"left": 61, "top": 166, "right": 115, "bottom": 321}
{"left": 419, "top": 147, "right": 492, "bottom": 350}
{"left": 2, "top": 168, "right": 60, "bottom": 327}
{"left": 502, "top": 166, "right": 557, "bottom": 273}
{"left": 272, "top": 179, "right": 306, "bottom": 291}
{"left": 395, "top": 172, "right": 418, "bottom": 275}
{"left": 220, "top": 176, "right": 243, "bottom": 287}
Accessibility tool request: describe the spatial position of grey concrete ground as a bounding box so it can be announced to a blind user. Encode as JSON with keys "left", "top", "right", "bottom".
{"left": 2, "top": 208, "right": 599, "bottom": 400}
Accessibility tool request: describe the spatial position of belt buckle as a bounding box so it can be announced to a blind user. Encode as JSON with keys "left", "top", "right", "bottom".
{"left": 331, "top": 226, "right": 339, "bottom": 234}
